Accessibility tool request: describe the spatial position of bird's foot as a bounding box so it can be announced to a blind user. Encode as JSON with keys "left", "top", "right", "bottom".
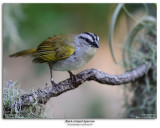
{"left": 68, "top": 71, "right": 78, "bottom": 86}
{"left": 50, "top": 78, "right": 60, "bottom": 91}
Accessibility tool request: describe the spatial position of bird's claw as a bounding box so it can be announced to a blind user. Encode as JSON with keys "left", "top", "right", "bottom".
{"left": 50, "top": 79, "right": 60, "bottom": 91}
{"left": 68, "top": 71, "right": 78, "bottom": 86}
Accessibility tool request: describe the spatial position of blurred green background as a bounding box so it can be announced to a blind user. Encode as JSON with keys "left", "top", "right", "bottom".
{"left": 3, "top": 4, "right": 115, "bottom": 51}
{"left": 2, "top": 3, "right": 156, "bottom": 118}
{"left": 3, "top": 3, "right": 117, "bottom": 77}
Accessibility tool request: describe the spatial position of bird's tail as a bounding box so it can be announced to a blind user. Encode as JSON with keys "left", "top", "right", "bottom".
{"left": 9, "top": 48, "right": 37, "bottom": 57}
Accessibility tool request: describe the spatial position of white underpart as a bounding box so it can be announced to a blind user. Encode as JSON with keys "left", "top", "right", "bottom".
{"left": 52, "top": 35, "right": 97, "bottom": 71}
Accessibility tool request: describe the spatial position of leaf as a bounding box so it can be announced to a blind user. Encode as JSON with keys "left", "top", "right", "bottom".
{"left": 108, "top": 3, "right": 124, "bottom": 64}
{"left": 122, "top": 4, "right": 149, "bottom": 21}
{"left": 108, "top": 3, "right": 150, "bottom": 64}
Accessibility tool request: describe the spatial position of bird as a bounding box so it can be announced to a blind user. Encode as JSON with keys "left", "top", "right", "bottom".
{"left": 10, "top": 32, "right": 99, "bottom": 88}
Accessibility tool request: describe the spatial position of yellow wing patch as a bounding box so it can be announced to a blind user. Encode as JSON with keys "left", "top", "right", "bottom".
{"left": 33, "top": 35, "right": 75, "bottom": 63}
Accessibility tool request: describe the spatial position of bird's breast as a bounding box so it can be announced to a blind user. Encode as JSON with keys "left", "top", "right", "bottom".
{"left": 52, "top": 44, "right": 97, "bottom": 71}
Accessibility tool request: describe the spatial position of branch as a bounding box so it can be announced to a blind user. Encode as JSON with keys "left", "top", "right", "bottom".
{"left": 17, "top": 64, "right": 149, "bottom": 107}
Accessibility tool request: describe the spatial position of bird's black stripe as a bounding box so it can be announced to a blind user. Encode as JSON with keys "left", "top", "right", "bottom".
{"left": 83, "top": 32, "right": 95, "bottom": 41}
{"left": 79, "top": 36, "right": 98, "bottom": 48}
{"left": 79, "top": 36, "right": 93, "bottom": 44}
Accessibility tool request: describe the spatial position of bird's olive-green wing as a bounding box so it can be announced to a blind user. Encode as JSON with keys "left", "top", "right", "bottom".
{"left": 33, "top": 35, "right": 75, "bottom": 63}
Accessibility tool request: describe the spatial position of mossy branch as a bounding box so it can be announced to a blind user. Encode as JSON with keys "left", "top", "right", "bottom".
{"left": 16, "top": 64, "right": 149, "bottom": 108}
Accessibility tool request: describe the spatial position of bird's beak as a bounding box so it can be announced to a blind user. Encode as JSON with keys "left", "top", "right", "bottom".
{"left": 94, "top": 41, "right": 99, "bottom": 48}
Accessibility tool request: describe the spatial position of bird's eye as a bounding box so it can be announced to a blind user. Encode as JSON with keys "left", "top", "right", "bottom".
{"left": 85, "top": 38, "right": 91, "bottom": 43}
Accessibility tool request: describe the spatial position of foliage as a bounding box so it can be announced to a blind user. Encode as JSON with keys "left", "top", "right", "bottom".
{"left": 109, "top": 4, "right": 157, "bottom": 118}
{"left": 3, "top": 81, "right": 50, "bottom": 119}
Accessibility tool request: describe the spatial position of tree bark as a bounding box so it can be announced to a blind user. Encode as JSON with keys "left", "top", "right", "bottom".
{"left": 16, "top": 64, "right": 149, "bottom": 108}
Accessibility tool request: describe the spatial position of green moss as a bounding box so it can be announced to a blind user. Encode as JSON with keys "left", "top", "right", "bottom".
{"left": 123, "top": 24, "right": 157, "bottom": 118}
{"left": 109, "top": 4, "right": 157, "bottom": 118}
{"left": 3, "top": 81, "right": 50, "bottom": 119}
